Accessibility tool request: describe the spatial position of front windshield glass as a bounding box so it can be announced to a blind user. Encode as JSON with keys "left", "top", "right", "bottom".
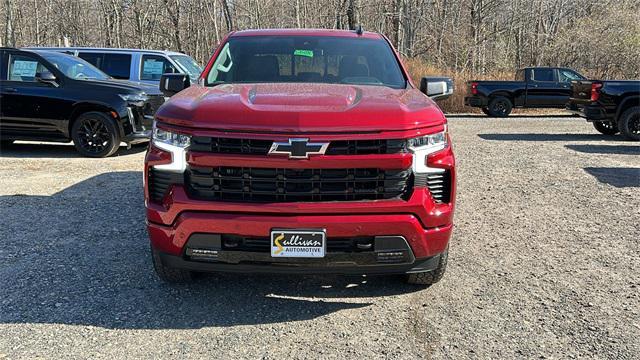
{"left": 206, "top": 36, "right": 407, "bottom": 89}
{"left": 40, "top": 52, "right": 110, "bottom": 80}
{"left": 170, "top": 55, "right": 203, "bottom": 79}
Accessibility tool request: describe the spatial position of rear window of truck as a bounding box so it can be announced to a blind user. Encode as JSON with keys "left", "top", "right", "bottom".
{"left": 206, "top": 36, "right": 406, "bottom": 89}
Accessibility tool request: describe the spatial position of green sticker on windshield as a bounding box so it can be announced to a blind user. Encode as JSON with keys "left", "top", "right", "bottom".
{"left": 294, "top": 49, "right": 314, "bottom": 58}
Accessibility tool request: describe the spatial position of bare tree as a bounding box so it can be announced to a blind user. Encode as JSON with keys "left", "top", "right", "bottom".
{"left": 0, "top": 0, "right": 637, "bottom": 78}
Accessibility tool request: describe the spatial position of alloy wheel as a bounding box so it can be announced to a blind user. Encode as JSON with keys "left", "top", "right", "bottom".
{"left": 492, "top": 100, "right": 508, "bottom": 116}
{"left": 76, "top": 118, "right": 111, "bottom": 154}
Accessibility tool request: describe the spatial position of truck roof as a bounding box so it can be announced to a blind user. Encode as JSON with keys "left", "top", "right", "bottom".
{"left": 23, "top": 46, "right": 185, "bottom": 56}
{"left": 519, "top": 66, "right": 575, "bottom": 71}
{"left": 229, "top": 28, "right": 383, "bottom": 40}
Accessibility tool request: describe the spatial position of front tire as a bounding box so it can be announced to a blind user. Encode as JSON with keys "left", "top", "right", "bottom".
{"left": 593, "top": 121, "right": 619, "bottom": 135}
{"left": 487, "top": 96, "right": 513, "bottom": 117}
{"left": 405, "top": 248, "right": 448, "bottom": 286}
{"left": 617, "top": 106, "right": 640, "bottom": 141}
{"left": 71, "top": 112, "right": 120, "bottom": 157}
{"left": 151, "top": 245, "right": 194, "bottom": 283}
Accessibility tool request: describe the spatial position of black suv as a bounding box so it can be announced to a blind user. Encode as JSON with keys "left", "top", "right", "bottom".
{"left": 0, "top": 48, "right": 164, "bottom": 157}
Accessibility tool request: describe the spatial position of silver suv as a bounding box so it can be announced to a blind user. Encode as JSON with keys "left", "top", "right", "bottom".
{"left": 28, "top": 47, "right": 203, "bottom": 85}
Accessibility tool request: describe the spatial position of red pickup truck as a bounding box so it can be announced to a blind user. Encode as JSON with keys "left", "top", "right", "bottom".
{"left": 145, "top": 29, "right": 456, "bottom": 285}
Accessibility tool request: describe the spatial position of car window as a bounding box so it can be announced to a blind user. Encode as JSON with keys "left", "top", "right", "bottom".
{"left": 78, "top": 52, "right": 102, "bottom": 67}
{"left": 531, "top": 68, "right": 555, "bottom": 82}
{"left": 39, "top": 52, "right": 110, "bottom": 80}
{"left": 102, "top": 54, "right": 131, "bottom": 79}
{"left": 141, "top": 55, "right": 177, "bottom": 81}
{"left": 558, "top": 69, "right": 584, "bottom": 83}
{"left": 169, "top": 54, "right": 203, "bottom": 80}
{"left": 78, "top": 52, "right": 131, "bottom": 79}
{"left": 206, "top": 36, "right": 407, "bottom": 89}
{"left": 6, "top": 54, "right": 52, "bottom": 82}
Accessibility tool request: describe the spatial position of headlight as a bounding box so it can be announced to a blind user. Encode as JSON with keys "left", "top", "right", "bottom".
{"left": 151, "top": 121, "right": 190, "bottom": 172}
{"left": 409, "top": 125, "right": 449, "bottom": 174}
{"left": 152, "top": 122, "right": 191, "bottom": 148}
{"left": 118, "top": 93, "right": 148, "bottom": 105}
{"left": 408, "top": 125, "right": 448, "bottom": 151}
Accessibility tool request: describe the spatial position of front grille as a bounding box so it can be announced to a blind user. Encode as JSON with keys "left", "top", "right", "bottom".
{"left": 148, "top": 168, "right": 183, "bottom": 202}
{"left": 415, "top": 170, "right": 452, "bottom": 203}
{"left": 189, "top": 136, "right": 407, "bottom": 155}
{"left": 190, "top": 137, "right": 273, "bottom": 154}
{"left": 144, "top": 95, "right": 165, "bottom": 116}
{"left": 325, "top": 139, "right": 406, "bottom": 155}
{"left": 221, "top": 235, "right": 374, "bottom": 253}
{"left": 186, "top": 166, "right": 411, "bottom": 202}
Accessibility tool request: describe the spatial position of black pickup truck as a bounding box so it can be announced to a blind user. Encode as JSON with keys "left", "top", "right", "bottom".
{"left": 465, "top": 67, "right": 586, "bottom": 117}
{"left": 567, "top": 80, "right": 640, "bottom": 140}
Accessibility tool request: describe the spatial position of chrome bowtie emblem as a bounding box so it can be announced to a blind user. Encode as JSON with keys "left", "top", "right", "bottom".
{"left": 268, "top": 138, "right": 329, "bottom": 159}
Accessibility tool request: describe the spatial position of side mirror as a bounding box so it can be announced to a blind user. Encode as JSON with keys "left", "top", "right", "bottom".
{"left": 36, "top": 71, "right": 58, "bottom": 87}
{"left": 159, "top": 73, "right": 191, "bottom": 97}
{"left": 420, "top": 77, "right": 454, "bottom": 101}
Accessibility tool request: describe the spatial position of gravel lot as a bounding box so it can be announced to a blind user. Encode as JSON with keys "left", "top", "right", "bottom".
{"left": 1, "top": 116, "right": 638, "bottom": 359}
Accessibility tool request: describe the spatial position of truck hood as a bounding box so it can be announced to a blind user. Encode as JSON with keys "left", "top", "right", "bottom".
{"left": 80, "top": 79, "right": 163, "bottom": 96}
{"left": 155, "top": 83, "right": 446, "bottom": 133}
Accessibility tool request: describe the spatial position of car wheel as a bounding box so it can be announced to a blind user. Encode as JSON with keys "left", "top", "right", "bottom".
{"left": 487, "top": 96, "right": 513, "bottom": 117}
{"left": 71, "top": 112, "right": 120, "bottom": 158}
{"left": 151, "top": 245, "right": 194, "bottom": 283}
{"left": 405, "top": 247, "right": 448, "bottom": 286}
{"left": 592, "top": 121, "right": 619, "bottom": 135}
{"left": 617, "top": 106, "right": 640, "bottom": 141}
{"left": 481, "top": 107, "right": 491, "bottom": 116}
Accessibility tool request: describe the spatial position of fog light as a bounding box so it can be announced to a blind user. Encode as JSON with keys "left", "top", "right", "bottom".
{"left": 376, "top": 251, "right": 407, "bottom": 263}
{"left": 186, "top": 248, "right": 219, "bottom": 262}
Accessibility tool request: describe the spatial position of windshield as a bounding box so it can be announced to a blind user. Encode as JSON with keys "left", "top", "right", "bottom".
{"left": 206, "top": 36, "right": 407, "bottom": 89}
{"left": 39, "top": 52, "right": 110, "bottom": 80}
{"left": 170, "top": 55, "right": 203, "bottom": 80}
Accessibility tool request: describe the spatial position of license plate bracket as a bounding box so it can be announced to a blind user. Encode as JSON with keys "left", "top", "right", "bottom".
{"left": 270, "top": 229, "right": 326, "bottom": 258}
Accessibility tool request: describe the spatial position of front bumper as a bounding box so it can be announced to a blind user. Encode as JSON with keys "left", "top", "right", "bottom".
{"left": 148, "top": 210, "right": 452, "bottom": 259}
{"left": 123, "top": 129, "right": 151, "bottom": 144}
{"left": 145, "top": 135, "right": 456, "bottom": 274}
{"left": 156, "top": 249, "right": 443, "bottom": 275}
{"left": 122, "top": 103, "right": 156, "bottom": 144}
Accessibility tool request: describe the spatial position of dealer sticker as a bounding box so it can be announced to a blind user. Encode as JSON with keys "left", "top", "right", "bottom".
{"left": 271, "top": 230, "right": 326, "bottom": 258}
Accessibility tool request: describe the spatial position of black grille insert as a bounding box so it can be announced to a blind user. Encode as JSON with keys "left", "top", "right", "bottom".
{"left": 190, "top": 137, "right": 273, "bottom": 154}
{"left": 326, "top": 139, "right": 407, "bottom": 155}
{"left": 144, "top": 95, "right": 165, "bottom": 116}
{"left": 189, "top": 136, "right": 407, "bottom": 155}
{"left": 415, "top": 170, "right": 452, "bottom": 203}
{"left": 148, "top": 168, "right": 183, "bottom": 202}
{"left": 187, "top": 166, "right": 412, "bottom": 202}
{"left": 222, "top": 235, "right": 375, "bottom": 253}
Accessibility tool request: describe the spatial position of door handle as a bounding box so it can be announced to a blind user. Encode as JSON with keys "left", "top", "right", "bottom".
{"left": 3, "top": 87, "right": 17, "bottom": 93}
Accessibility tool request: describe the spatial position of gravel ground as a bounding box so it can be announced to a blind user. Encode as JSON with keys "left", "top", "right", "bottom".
{"left": 0, "top": 116, "right": 638, "bottom": 359}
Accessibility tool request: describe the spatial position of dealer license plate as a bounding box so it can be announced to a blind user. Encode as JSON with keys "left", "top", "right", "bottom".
{"left": 270, "top": 229, "right": 326, "bottom": 258}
